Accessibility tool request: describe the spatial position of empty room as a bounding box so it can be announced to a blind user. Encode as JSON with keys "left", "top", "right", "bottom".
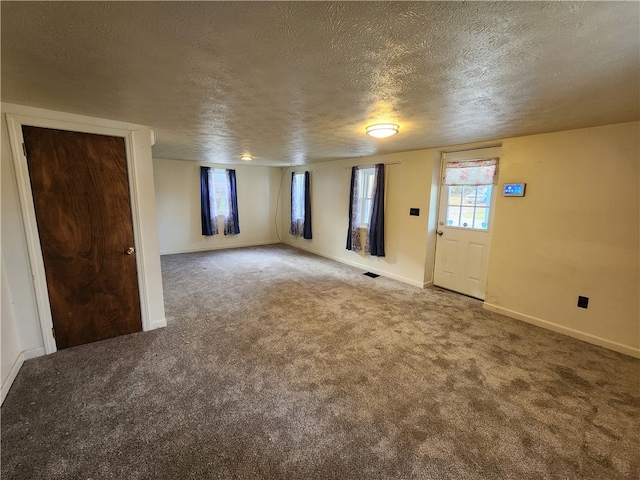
{"left": 1, "top": 2, "right": 638, "bottom": 479}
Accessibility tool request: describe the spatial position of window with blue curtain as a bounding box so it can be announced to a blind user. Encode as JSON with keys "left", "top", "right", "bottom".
{"left": 346, "top": 164, "right": 385, "bottom": 256}
{"left": 200, "top": 166, "right": 240, "bottom": 236}
{"left": 290, "top": 171, "right": 312, "bottom": 239}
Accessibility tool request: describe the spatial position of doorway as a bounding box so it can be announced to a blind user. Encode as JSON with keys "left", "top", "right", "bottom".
{"left": 22, "top": 126, "right": 142, "bottom": 349}
{"left": 433, "top": 147, "right": 501, "bottom": 300}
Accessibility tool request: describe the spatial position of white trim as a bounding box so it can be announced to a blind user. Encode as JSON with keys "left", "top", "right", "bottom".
{"left": 1, "top": 352, "right": 24, "bottom": 404}
{"left": 3, "top": 104, "right": 161, "bottom": 352}
{"left": 148, "top": 319, "right": 168, "bottom": 330}
{"left": 22, "top": 346, "right": 46, "bottom": 360}
{"left": 285, "top": 241, "right": 426, "bottom": 289}
{"left": 2, "top": 103, "right": 147, "bottom": 131}
{"left": 5, "top": 114, "right": 57, "bottom": 354}
{"left": 126, "top": 130, "right": 152, "bottom": 332}
{"left": 483, "top": 302, "right": 640, "bottom": 359}
{"left": 160, "top": 240, "right": 280, "bottom": 256}
{"left": 1, "top": 347, "right": 46, "bottom": 405}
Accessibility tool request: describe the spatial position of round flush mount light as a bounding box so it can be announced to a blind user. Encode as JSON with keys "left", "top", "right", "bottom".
{"left": 366, "top": 123, "right": 399, "bottom": 138}
{"left": 240, "top": 155, "right": 253, "bottom": 161}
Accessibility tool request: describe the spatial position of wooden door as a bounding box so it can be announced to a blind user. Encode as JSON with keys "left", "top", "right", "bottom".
{"left": 22, "top": 126, "right": 142, "bottom": 349}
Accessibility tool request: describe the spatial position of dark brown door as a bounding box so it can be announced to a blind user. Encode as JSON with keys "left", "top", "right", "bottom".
{"left": 22, "top": 126, "right": 142, "bottom": 349}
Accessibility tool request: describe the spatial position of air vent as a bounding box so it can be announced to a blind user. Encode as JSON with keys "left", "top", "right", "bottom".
{"left": 363, "top": 272, "right": 379, "bottom": 278}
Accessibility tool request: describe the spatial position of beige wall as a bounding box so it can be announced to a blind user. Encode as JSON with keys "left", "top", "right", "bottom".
{"left": 153, "top": 158, "right": 282, "bottom": 254}
{"left": 484, "top": 122, "right": 639, "bottom": 355}
{"left": 279, "top": 150, "right": 441, "bottom": 287}
{"left": 278, "top": 122, "right": 639, "bottom": 357}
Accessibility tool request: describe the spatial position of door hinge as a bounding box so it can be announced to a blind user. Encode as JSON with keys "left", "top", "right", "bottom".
{"left": 22, "top": 143, "right": 27, "bottom": 157}
{"left": 52, "top": 327, "right": 56, "bottom": 339}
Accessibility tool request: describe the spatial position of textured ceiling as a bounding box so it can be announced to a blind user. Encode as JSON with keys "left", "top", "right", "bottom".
{"left": 2, "top": 2, "right": 638, "bottom": 166}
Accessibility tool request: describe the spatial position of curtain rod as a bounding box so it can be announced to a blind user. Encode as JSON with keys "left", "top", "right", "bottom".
{"left": 344, "top": 162, "right": 401, "bottom": 169}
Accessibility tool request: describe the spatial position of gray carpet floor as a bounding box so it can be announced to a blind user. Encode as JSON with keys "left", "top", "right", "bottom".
{"left": 2, "top": 244, "right": 639, "bottom": 479}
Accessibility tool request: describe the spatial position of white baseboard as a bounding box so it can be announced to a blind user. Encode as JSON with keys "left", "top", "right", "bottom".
{"left": 1, "top": 346, "right": 45, "bottom": 405}
{"left": 285, "top": 242, "right": 426, "bottom": 289}
{"left": 483, "top": 302, "right": 640, "bottom": 359}
{"left": 22, "top": 346, "right": 46, "bottom": 360}
{"left": 148, "top": 318, "right": 167, "bottom": 330}
{"left": 1, "top": 352, "right": 24, "bottom": 404}
{"left": 160, "top": 240, "right": 280, "bottom": 256}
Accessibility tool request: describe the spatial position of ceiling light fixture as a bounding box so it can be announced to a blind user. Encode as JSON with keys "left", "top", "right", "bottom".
{"left": 366, "top": 123, "right": 399, "bottom": 138}
{"left": 240, "top": 155, "right": 253, "bottom": 161}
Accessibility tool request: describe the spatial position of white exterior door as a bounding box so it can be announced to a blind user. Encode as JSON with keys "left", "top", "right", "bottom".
{"left": 433, "top": 147, "right": 501, "bottom": 300}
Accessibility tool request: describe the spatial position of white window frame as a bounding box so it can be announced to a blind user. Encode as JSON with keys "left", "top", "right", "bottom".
{"left": 357, "top": 167, "right": 375, "bottom": 227}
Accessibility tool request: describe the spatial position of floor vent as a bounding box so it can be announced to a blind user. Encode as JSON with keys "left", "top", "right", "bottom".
{"left": 363, "top": 272, "right": 380, "bottom": 278}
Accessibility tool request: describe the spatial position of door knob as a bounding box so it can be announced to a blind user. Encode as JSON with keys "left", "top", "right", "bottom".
{"left": 125, "top": 247, "right": 135, "bottom": 255}
{"left": 437, "top": 231, "right": 444, "bottom": 236}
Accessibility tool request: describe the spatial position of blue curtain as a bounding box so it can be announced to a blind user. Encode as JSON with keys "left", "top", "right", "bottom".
{"left": 224, "top": 169, "right": 240, "bottom": 235}
{"left": 346, "top": 166, "right": 358, "bottom": 250}
{"left": 200, "top": 166, "right": 215, "bottom": 236}
{"left": 368, "top": 163, "right": 385, "bottom": 257}
{"left": 303, "top": 171, "right": 312, "bottom": 239}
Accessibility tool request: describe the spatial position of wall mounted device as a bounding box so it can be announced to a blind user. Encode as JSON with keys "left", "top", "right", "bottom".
{"left": 503, "top": 183, "right": 526, "bottom": 196}
{"left": 577, "top": 296, "right": 589, "bottom": 309}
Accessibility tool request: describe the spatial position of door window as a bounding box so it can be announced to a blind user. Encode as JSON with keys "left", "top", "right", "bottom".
{"left": 443, "top": 158, "right": 498, "bottom": 231}
{"left": 446, "top": 185, "right": 493, "bottom": 230}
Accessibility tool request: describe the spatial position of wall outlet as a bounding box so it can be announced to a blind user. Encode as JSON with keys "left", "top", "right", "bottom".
{"left": 577, "top": 296, "right": 589, "bottom": 309}
{"left": 410, "top": 208, "right": 420, "bottom": 216}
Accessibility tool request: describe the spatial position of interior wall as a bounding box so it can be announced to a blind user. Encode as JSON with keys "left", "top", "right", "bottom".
{"left": 280, "top": 150, "right": 441, "bottom": 288}
{"left": 424, "top": 157, "right": 443, "bottom": 286}
{"left": 1, "top": 114, "right": 43, "bottom": 363}
{"left": 153, "top": 158, "right": 282, "bottom": 255}
{"left": 1, "top": 259, "right": 24, "bottom": 403}
{"left": 279, "top": 122, "right": 638, "bottom": 357}
{"left": 484, "top": 121, "right": 639, "bottom": 356}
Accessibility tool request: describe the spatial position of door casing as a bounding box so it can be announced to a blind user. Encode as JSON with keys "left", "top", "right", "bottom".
{"left": 5, "top": 109, "right": 160, "bottom": 354}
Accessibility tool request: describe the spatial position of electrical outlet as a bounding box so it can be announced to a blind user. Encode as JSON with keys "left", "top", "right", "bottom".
{"left": 577, "top": 296, "right": 589, "bottom": 309}
{"left": 410, "top": 208, "right": 420, "bottom": 216}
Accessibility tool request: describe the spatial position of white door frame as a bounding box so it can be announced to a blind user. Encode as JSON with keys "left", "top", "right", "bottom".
{"left": 5, "top": 105, "right": 160, "bottom": 354}
{"left": 433, "top": 146, "right": 502, "bottom": 299}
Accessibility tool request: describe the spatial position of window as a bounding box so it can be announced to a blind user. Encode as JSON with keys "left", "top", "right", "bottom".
{"left": 442, "top": 158, "right": 498, "bottom": 231}
{"left": 446, "top": 185, "right": 493, "bottom": 229}
{"left": 346, "top": 164, "right": 385, "bottom": 257}
{"left": 291, "top": 172, "right": 305, "bottom": 222}
{"left": 211, "top": 169, "right": 229, "bottom": 217}
{"left": 290, "top": 171, "right": 312, "bottom": 239}
{"left": 200, "top": 166, "right": 240, "bottom": 236}
{"left": 357, "top": 167, "right": 375, "bottom": 227}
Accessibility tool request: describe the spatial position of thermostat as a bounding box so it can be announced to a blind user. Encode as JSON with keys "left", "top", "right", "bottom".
{"left": 503, "top": 183, "right": 526, "bottom": 197}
